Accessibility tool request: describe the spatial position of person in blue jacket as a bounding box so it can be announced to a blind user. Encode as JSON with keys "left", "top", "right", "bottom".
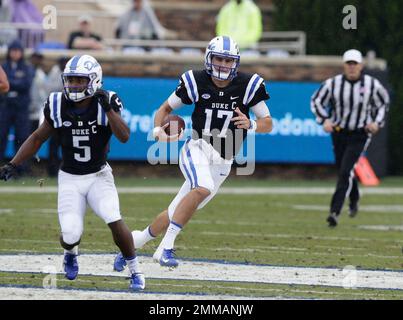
{"left": 0, "top": 39, "right": 34, "bottom": 175}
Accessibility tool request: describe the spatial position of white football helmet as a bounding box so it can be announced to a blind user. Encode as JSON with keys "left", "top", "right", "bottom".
{"left": 204, "top": 36, "right": 240, "bottom": 81}
{"left": 62, "top": 55, "right": 102, "bottom": 102}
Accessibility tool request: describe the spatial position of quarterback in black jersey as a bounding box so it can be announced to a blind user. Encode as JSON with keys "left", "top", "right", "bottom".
{"left": 0, "top": 55, "right": 145, "bottom": 291}
{"left": 113, "top": 36, "right": 273, "bottom": 271}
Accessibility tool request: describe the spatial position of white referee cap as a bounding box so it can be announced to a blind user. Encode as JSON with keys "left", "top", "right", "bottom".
{"left": 78, "top": 14, "right": 92, "bottom": 24}
{"left": 343, "top": 49, "right": 363, "bottom": 63}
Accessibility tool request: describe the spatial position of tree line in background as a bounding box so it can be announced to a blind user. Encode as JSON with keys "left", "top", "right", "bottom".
{"left": 273, "top": 0, "right": 403, "bottom": 175}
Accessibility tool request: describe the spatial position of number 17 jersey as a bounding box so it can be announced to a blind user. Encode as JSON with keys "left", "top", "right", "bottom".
{"left": 175, "top": 70, "right": 269, "bottom": 160}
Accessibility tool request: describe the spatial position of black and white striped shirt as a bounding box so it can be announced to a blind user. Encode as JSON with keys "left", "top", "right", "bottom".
{"left": 311, "top": 74, "right": 390, "bottom": 131}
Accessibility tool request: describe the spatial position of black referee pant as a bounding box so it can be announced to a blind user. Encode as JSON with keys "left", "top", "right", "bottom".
{"left": 330, "top": 129, "right": 370, "bottom": 215}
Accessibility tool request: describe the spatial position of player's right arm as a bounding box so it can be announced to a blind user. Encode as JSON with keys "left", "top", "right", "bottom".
{"left": 9, "top": 120, "right": 54, "bottom": 167}
{"left": 152, "top": 77, "right": 188, "bottom": 142}
{"left": 0, "top": 65, "right": 10, "bottom": 93}
{"left": 154, "top": 100, "right": 174, "bottom": 128}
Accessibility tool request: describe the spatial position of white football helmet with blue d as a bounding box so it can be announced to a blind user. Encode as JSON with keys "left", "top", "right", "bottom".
{"left": 62, "top": 55, "right": 102, "bottom": 102}
{"left": 205, "top": 36, "right": 240, "bottom": 81}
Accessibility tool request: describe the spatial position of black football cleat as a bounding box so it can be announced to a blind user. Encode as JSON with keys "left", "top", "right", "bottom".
{"left": 349, "top": 201, "right": 359, "bottom": 218}
{"left": 326, "top": 213, "right": 338, "bottom": 227}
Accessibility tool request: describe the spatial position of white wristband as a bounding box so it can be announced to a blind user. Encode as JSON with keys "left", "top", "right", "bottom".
{"left": 248, "top": 119, "right": 257, "bottom": 132}
{"left": 152, "top": 126, "right": 162, "bottom": 139}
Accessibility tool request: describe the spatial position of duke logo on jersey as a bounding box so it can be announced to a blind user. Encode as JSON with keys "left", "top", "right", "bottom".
{"left": 175, "top": 70, "right": 269, "bottom": 160}
{"left": 43, "top": 90, "right": 123, "bottom": 175}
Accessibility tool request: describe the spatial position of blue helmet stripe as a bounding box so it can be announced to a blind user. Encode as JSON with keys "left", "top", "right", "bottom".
{"left": 222, "top": 36, "right": 230, "bottom": 51}
{"left": 69, "top": 55, "right": 81, "bottom": 71}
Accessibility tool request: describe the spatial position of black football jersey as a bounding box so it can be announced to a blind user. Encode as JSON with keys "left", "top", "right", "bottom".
{"left": 43, "top": 91, "right": 123, "bottom": 175}
{"left": 175, "top": 70, "right": 270, "bottom": 160}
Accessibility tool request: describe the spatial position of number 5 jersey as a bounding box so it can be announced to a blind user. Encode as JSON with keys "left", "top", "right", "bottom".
{"left": 43, "top": 91, "right": 123, "bottom": 175}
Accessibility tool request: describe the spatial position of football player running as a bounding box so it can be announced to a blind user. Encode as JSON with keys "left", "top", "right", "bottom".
{"left": 0, "top": 55, "right": 145, "bottom": 291}
{"left": 114, "top": 36, "right": 273, "bottom": 271}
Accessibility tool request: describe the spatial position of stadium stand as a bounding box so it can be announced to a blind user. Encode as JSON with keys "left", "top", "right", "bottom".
{"left": 23, "top": 0, "right": 305, "bottom": 56}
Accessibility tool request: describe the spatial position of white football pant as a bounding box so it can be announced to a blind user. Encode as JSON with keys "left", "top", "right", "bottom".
{"left": 167, "top": 138, "right": 233, "bottom": 220}
{"left": 57, "top": 164, "right": 121, "bottom": 245}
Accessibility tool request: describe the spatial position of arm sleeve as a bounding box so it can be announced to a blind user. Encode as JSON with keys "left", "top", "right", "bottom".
{"left": 310, "top": 79, "right": 332, "bottom": 124}
{"left": 167, "top": 91, "right": 184, "bottom": 109}
{"left": 250, "top": 100, "right": 270, "bottom": 118}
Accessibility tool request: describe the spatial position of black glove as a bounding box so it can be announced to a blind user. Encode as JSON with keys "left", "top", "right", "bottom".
{"left": 94, "top": 89, "right": 111, "bottom": 112}
{"left": 0, "top": 162, "right": 17, "bottom": 181}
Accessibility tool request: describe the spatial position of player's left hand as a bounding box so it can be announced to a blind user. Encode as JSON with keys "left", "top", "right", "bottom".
{"left": 365, "top": 122, "right": 379, "bottom": 134}
{"left": 94, "top": 89, "right": 111, "bottom": 112}
{"left": 0, "top": 162, "right": 17, "bottom": 181}
{"left": 231, "top": 107, "right": 251, "bottom": 129}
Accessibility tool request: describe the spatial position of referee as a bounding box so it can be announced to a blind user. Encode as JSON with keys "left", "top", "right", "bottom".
{"left": 311, "top": 49, "right": 390, "bottom": 227}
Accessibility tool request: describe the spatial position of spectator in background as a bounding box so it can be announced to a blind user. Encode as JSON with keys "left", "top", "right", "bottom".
{"left": 67, "top": 15, "right": 103, "bottom": 50}
{"left": 9, "top": 0, "right": 44, "bottom": 49}
{"left": 47, "top": 56, "right": 69, "bottom": 93}
{"left": 0, "top": 0, "right": 18, "bottom": 47}
{"left": 0, "top": 65, "right": 9, "bottom": 93}
{"left": 216, "top": 0, "right": 262, "bottom": 50}
{"left": 29, "top": 52, "right": 47, "bottom": 133}
{"left": 0, "top": 40, "right": 33, "bottom": 174}
{"left": 311, "top": 49, "right": 390, "bottom": 227}
{"left": 45, "top": 56, "right": 69, "bottom": 176}
{"left": 115, "top": 0, "right": 173, "bottom": 40}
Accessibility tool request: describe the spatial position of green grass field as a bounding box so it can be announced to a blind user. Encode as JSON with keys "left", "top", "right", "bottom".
{"left": 0, "top": 177, "right": 402, "bottom": 299}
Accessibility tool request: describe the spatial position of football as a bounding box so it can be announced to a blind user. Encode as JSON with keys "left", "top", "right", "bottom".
{"left": 161, "top": 114, "right": 185, "bottom": 136}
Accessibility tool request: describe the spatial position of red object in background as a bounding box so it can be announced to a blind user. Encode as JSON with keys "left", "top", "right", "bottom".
{"left": 355, "top": 156, "right": 380, "bottom": 186}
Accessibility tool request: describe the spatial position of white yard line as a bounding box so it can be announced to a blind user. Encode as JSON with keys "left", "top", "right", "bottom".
{"left": 0, "top": 186, "right": 402, "bottom": 195}
{"left": 358, "top": 225, "right": 403, "bottom": 232}
{"left": 293, "top": 204, "right": 403, "bottom": 213}
{"left": 2, "top": 238, "right": 400, "bottom": 259}
{"left": 0, "top": 254, "right": 402, "bottom": 292}
{"left": 0, "top": 287, "right": 262, "bottom": 300}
